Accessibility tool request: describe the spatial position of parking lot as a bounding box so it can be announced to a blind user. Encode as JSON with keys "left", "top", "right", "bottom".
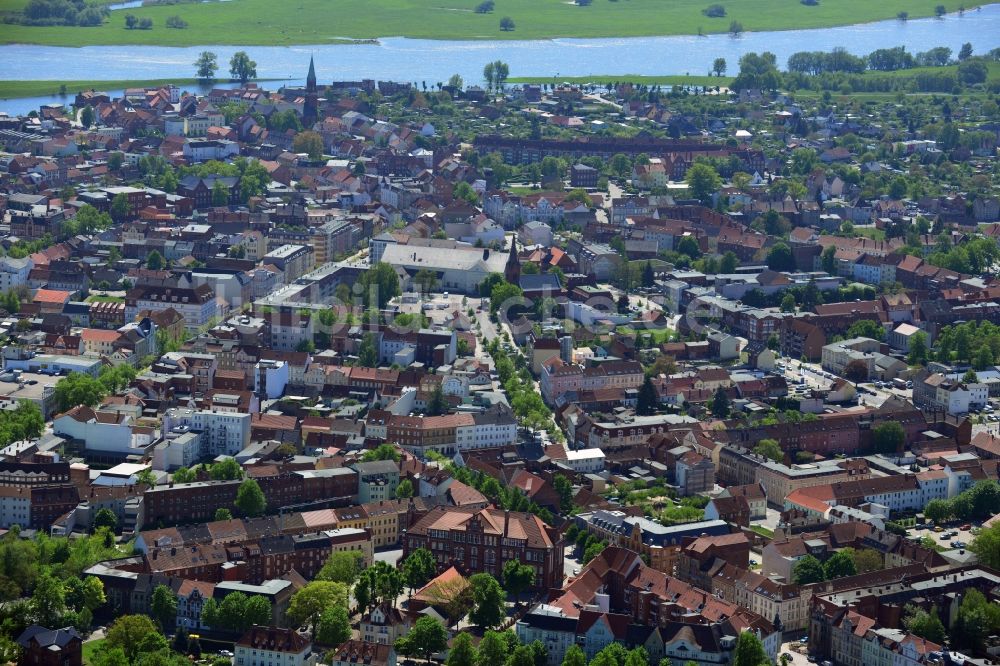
{"left": 907, "top": 523, "right": 980, "bottom": 550}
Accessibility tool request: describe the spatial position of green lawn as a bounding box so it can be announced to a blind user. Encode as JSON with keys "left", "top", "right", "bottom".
{"left": 0, "top": 0, "right": 975, "bottom": 46}
{"left": 0, "top": 78, "right": 200, "bottom": 100}
{"left": 82, "top": 639, "right": 105, "bottom": 666}
{"left": 85, "top": 294, "right": 125, "bottom": 303}
{"left": 510, "top": 75, "right": 734, "bottom": 87}
{"left": 750, "top": 525, "right": 774, "bottom": 538}
{"left": 0, "top": 78, "right": 285, "bottom": 100}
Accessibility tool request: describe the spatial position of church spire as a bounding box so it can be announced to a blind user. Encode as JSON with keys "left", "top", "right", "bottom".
{"left": 303, "top": 55, "right": 318, "bottom": 124}
{"left": 306, "top": 55, "right": 317, "bottom": 92}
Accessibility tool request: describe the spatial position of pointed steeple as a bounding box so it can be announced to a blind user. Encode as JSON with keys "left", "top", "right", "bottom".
{"left": 306, "top": 55, "right": 317, "bottom": 92}
{"left": 303, "top": 55, "right": 319, "bottom": 124}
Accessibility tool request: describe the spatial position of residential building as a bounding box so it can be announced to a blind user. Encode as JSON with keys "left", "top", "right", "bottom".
{"left": 403, "top": 506, "right": 563, "bottom": 590}
{"left": 234, "top": 627, "right": 314, "bottom": 666}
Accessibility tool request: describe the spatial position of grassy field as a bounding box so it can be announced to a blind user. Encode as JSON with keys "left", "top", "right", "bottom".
{"left": 509, "top": 75, "right": 734, "bottom": 87}
{"left": 0, "top": 78, "right": 201, "bottom": 99}
{"left": 0, "top": 78, "right": 284, "bottom": 100}
{"left": 0, "top": 0, "right": 976, "bottom": 46}
{"left": 82, "top": 639, "right": 105, "bottom": 666}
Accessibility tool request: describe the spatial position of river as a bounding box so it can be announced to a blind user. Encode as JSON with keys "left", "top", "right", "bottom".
{"left": 2, "top": 4, "right": 999, "bottom": 115}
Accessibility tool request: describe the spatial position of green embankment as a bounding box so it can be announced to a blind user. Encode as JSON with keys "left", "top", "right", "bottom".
{"left": 0, "top": 0, "right": 978, "bottom": 46}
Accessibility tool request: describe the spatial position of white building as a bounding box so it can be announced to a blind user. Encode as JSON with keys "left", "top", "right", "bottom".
{"left": 454, "top": 405, "right": 518, "bottom": 451}
{"left": 562, "top": 448, "right": 606, "bottom": 473}
{"left": 254, "top": 360, "right": 289, "bottom": 400}
{"left": 234, "top": 627, "right": 314, "bottom": 666}
{"left": 0, "top": 486, "right": 31, "bottom": 528}
{"left": 0, "top": 256, "right": 32, "bottom": 293}
{"left": 162, "top": 408, "right": 251, "bottom": 457}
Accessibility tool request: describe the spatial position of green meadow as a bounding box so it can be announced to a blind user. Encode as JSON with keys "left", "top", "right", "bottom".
{"left": 0, "top": 0, "right": 976, "bottom": 46}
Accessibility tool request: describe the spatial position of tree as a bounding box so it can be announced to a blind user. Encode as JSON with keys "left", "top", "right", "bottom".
{"left": 851, "top": 549, "right": 883, "bottom": 574}
{"left": 477, "top": 631, "right": 510, "bottom": 666}
{"left": 287, "top": 581, "right": 349, "bottom": 633}
{"left": 150, "top": 584, "right": 177, "bottom": 632}
{"left": 396, "top": 616, "right": 448, "bottom": 661}
{"left": 766, "top": 242, "right": 796, "bottom": 271}
{"left": 447, "top": 633, "right": 477, "bottom": 666}
{"left": 358, "top": 262, "right": 401, "bottom": 310}
{"left": 843, "top": 359, "right": 869, "bottom": 384}
{"left": 847, "top": 319, "right": 884, "bottom": 341}
{"left": 234, "top": 478, "right": 266, "bottom": 517}
{"left": 970, "top": 521, "right": 1000, "bottom": 569}
{"left": 720, "top": 251, "right": 739, "bottom": 273}
{"left": 93, "top": 508, "right": 117, "bottom": 533}
{"left": 124, "top": 13, "right": 137, "bottom": 28}
{"left": 636, "top": 376, "right": 658, "bottom": 416}
{"left": 553, "top": 475, "right": 574, "bottom": 513}
{"left": 105, "top": 615, "right": 160, "bottom": 663}
{"left": 502, "top": 560, "right": 535, "bottom": 603}
{"left": 293, "top": 131, "right": 324, "bottom": 160}
{"left": 362, "top": 443, "right": 401, "bottom": 462}
{"left": 468, "top": 573, "right": 505, "bottom": 629}
{"left": 172, "top": 467, "right": 197, "bottom": 483}
{"left": 792, "top": 554, "right": 826, "bottom": 585}
{"left": 562, "top": 645, "right": 586, "bottom": 666}
{"left": 211, "top": 179, "right": 229, "bottom": 206}
{"left": 958, "top": 42, "right": 973, "bottom": 60}
{"left": 924, "top": 498, "right": 952, "bottom": 524}
{"left": 318, "top": 550, "right": 365, "bottom": 585}
{"left": 821, "top": 245, "right": 837, "bottom": 274}
{"left": 499, "top": 16, "right": 515, "bottom": 31}
{"left": 54, "top": 372, "right": 107, "bottom": 412}
{"left": 358, "top": 333, "right": 378, "bottom": 367}
{"left": 426, "top": 384, "right": 447, "bottom": 416}
{"left": 396, "top": 478, "right": 415, "bottom": 499}
{"left": 935, "top": 4, "right": 946, "bottom": 16}
{"left": 80, "top": 105, "right": 94, "bottom": 128}
{"left": 111, "top": 192, "right": 129, "bottom": 222}
{"left": 229, "top": 51, "right": 257, "bottom": 83}
{"left": 583, "top": 541, "right": 605, "bottom": 564}
{"left": 31, "top": 572, "right": 65, "bottom": 627}
{"left": 731, "top": 51, "right": 780, "bottom": 91}
{"left": 403, "top": 548, "right": 436, "bottom": 593}
{"left": 753, "top": 439, "right": 783, "bottom": 463}
{"left": 209, "top": 457, "right": 243, "bottom": 480}
{"left": 907, "top": 331, "right": 928, "bottom": 366}
{"left": 872, "top": 421, "right": 904, "bottom": 454}
{"left": 146, "top": 250, "right": 164, "bottom": 270}
{"left": 953, "top": 589, "right": 999, "bottom": 651}
{"left": 780, "top": 293, "right": 796, "bottom": 313}
{"left": 316, "top": 605, "right": 351, "bottom": 645}
{"left": 214, "top": 508, "right": 232, "bottom": 521}
{"left": 677, "top": 236, "right": 701, "bottom": 259}
{"left": 712, "top": 57, "right": 726, "bottom": 77}
{"left": 732, "top": 632, "right": 768, "bottom": 666}
{"left": 710, "top": 387, "right": 730, "bottom": 419}
{"left": 823, "top": 550, "right": 857, "bottom": 579}
{"left": 685, "top": 162, "right": 722, "bottom": 203}
{"left": 194, "top": 51, "right": 217, "bottom": 81}
{"left": 904, "top": 606, "right": 946, "bottom": 644}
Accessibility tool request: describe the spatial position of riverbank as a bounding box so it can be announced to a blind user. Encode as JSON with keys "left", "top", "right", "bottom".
{"left": 0, "top": 78, "right": 286, "bottom": 100}
{"left": 0, "top": 0, "right": 983, "bottom": 46}
{"left": 509, "top": 75, "right": 734, "bottom": 87}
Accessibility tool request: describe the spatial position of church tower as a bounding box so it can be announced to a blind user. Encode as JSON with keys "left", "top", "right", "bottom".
{"left": 303, "top": 56, "right": 318, "bottom": 125}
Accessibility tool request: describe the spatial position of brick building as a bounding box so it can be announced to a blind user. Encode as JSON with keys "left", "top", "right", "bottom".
{"left": 403, "top": 506, "right": 563, "bottom": 590}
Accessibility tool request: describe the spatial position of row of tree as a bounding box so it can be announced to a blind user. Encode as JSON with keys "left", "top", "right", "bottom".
{"left": 923, "top": 480, "right": 1000, "bottom": 524}
{"left": 193, "top": 50, "right": 257, "bottom": 83}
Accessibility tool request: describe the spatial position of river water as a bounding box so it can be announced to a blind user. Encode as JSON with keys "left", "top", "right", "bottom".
{"left": 2, "top": 4, "right": 999, "bottom": 115}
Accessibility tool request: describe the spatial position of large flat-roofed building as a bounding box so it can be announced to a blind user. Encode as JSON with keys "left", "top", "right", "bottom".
{"left": 574, "top": 511, "right": 730, "bottom": 575}
{"left": 378, "top": 237, "right": 519, "bottom": 294}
